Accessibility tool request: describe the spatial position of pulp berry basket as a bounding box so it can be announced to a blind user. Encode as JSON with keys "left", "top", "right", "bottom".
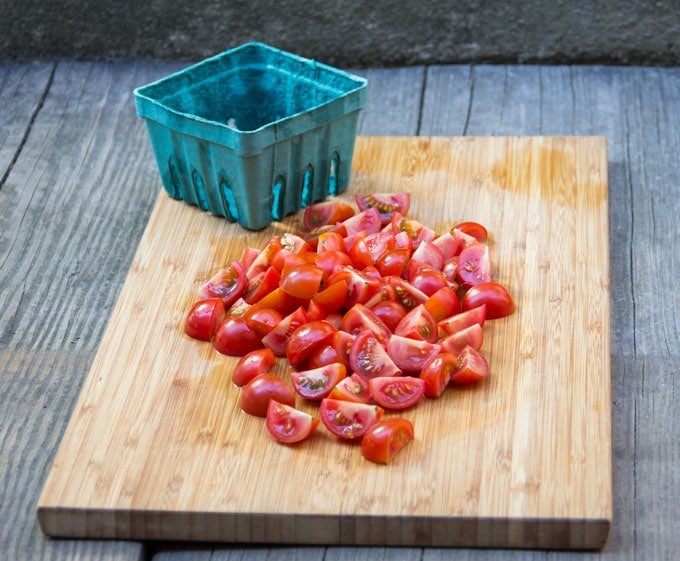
{"left": 134, "top": 42, "right": 367, "bottom": 230}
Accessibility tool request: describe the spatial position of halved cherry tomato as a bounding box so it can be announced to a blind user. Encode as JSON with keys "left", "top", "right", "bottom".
{"left": 266, "top": 400, "right": 319, "bottom": 444}
{"left": 319, "top": 398, "right": 383, "bottom": 440}
{"left": 461, "top": 282, "right": 515, "bottom": 319}
{"left": 302, "top": 200, "right": 355, "bottom": 231}
{"left": 350, "top": 331, "right": 402, "bottom": 379}
{"left": 280, "top": 264, "right": 324, "bottom": 299}
{"left": 286, "top": 320, "right": 337, "bottom": 367}
{"left": 386, "top": 334, "right": 441, "bottom": 373}
{"left": 450, "top": 346, "right": 490, "bottom": 384}
{"left": 232, "top": 348, "right": 277, "bottom": 387}
{"left": 453, "top": 221, "right": 488, "bottom": 243}
{"left": 261, "top": 307, "right": 309, "bottom": 357}
{"left": 328, "top": 373, "right": 372, "bottom": 403}
{"left": 184, "top": 298, "right": 225, "bottom": 341}
{"left": 368, "top": 376, "right": 425, "bottom": 411}
{"left": 420, "top": 352, "right": 458, "bottom": 398}
{"left": 394, "top": 304, "right": 438, "bottom": 343}
{"left": 361, "top": 418, "right": 414, "bottom": 464}
{"left": 291, "top": 363, "right": 347, "bottom": 400}
{"left": 213, "top": 316, "right": 262, "bottom": 356}
{"left": 198, "top": 261, "right": 247, "bottom": 308}
{"left": 457, "top": 242, "right": 491, "bottom": 287}
{"left": 240, "top": 373, "right": 295, "bottom": 417}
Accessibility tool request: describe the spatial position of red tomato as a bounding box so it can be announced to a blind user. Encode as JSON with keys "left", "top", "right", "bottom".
{"left": 368, "top": 376, "right": 425, "bottom": 410}
{"left": 306, "top": 344, "right": 342, "bottom": 369}
{"left": 280, "top": 232, "right": 312, "bottom": 254}
{"left": 364, "top": 231, "right": 396, "bottom": 262}
{"left": 291, "top": 363, "right": 347, "bottom": 400}
{"left": 245, "top": 237, "right": 283, "bottom": 277}
{"left": 213, "top": 316, "right": 262, "bottom": 356}
{"left": 302, "top": 200, "right": 355, "bottom": 231}
{"left": 453, "top": 221, "right": 488, "bottom": 243}
{"left": 394, "top": 304, "right": 438, "bottom": 343}
{"left": 386, "top": 334, "right": 441, "bottom": 373}
{"left": 376, "top": 248, "right": 410, "bottom": 277}
{"left": 266, "top": 400, "right": 319, "bottom": 444}
{"left": 370, "top": 300, "right": 407, "bottom": 332}
{"left": 457, "top": 242, "right": 492, "bottom": 287}
{"left": 286, "top": 320, "right": 337, "bottom": 367}
{"left": 441, "top": 323, "right": 484, "bottom": 355}
{"left": 198, "top": 261, "right": 247, "bottom": 308}
{"left": 411, "top": 241, "right": 444, "bottom": 271}
{"left": 424, "top": 286, "right": 461, "bottom": 322}
{"left": 184, "top": 298, "right": 225, "bottom": 341}
{"left": 261, "top": 307, "right": 310, "bottom": 357}
{"left": 450, "top": 346, "right": 490, "bottom": 384}
{"left": 461, "top": 282, "right": 515, "bottom": 319}
{"left": 386, "top": 276, "right": 428, "bottom": 310}
{"left": 232, "top": 348, "right": 277, "bottom": 387}
{"left": 240, "top": 373, "right": 295, "bottom": 417}
{"left": 249, "top": 287, "right": 306, "bottom": 316}
{"left": 420, "top": 352, "right": 458, "bottom": 398}
{"left": 341, "top": 303, "right": 391, "bottom": 344}
{"left": 313, "top": 250, "right": 353, "bottom": 279}
{"left": 341, "top": 207, "right": 382, "bottom": 236}
{"left": 438, "top": 305, "right": 486, "bottom": 335}
{"left": 312, "top": 279, "right": 348, "bottom": 313}
{"left": 244, "top": 307, "right": 283, "bottom": 338}
{"left": 328, "top": 373, "right": 372, "bottom": 403}
{"left": 349, "top": 331, "right": 402, "bottom": 379}
{"left": 432, "top": 232, "right": 463, "bottom": 261}
{"left": 328, "top": 266, "right": 381, "bottom": 308}
{"left": 361, "top": 418, "right": 414, "bottom": 464}
{"left": 355, "top": 192, "right": 411, "bottom": 224}
{"left": 316, "top": 230, "right": 346, "bottom": 253}
{"left": 280, "top": 264, "right": 324, "bottom": 299}
{"left": 348, "top": 237, "right": 374, "bottom": 269}
{"left": 409, "top": 266, "right": 449, "bottom": 297}
{"left": 243, "top": 266, "right": 280, "bottom": 304}
{"left": 332, "top": 330, "right": 354, "bottom": 367}
{"left": 319, "top": 398, "right": 384, "bottom": 440}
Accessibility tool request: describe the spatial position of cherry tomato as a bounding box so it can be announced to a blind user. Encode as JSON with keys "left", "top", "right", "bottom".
{"left": 461, "top": 282, "right": 515, "bottom": 319}
{"left": 420, "top": 352, "right": 458, "bottom": 398}
{"left": 280, "top": 264, "right": 324, "bottom": 299}
{"left": 432, "top": 232, "right": 463, "bottom": 261}
{"left": 306, "top": 344, "right": 343, "bottom": 369}
{"left": 368, "top": 376, "right": 425, "bottom": 411}
{"left": 364, "top": 231, "right": 397, "bottom": 263}
{"left": 266, "top": 400, "right": 319, "bottom": 444}
{"left": 355, "top": 192, "right": 411, "bottom": 224}
{"left": 232, "top": 348, "right": 277, "bottom": 387}
{"left": 350, "top": 331, "right": 402, "bottom": 379}
{"left": 376, "top": 248, "right": 410, "bottom": 277}
{"left": 370, "top": 300, "right": 407, "bottom": 332}
{"left": 411, "top": 241, "right": 444, "bottom": 271}
{"left": 248, "top": 287, "right": 306, "bottom": 316}
{"left": 328, "top": 373, "right": 372, "bottom": 403}
{"left": 316, "top": 231, "right": 346, "bottom": 253}
{"left": 240, "top": 373, "right": 295, "bottom": 417}
{"left": 386, "top": 334, "right": 441, "bottom": 373}
{"left": 286, "top": 320, "right": 337, "bottom": 367}
{"left": 453, "top": 221, "right": 488, "bottom": 243}
{"left": 244, "top": 266, "right": 280, "bottom": 304}
{"left": 184, "top": 298, "right": 225, "bottom": 341}
{"left": 409, "top": 266, "right": 449, "bottom": 297}
{"left": 213, "top": 316, "right": 262, "bottom": 356}
{"left": 386, "top": 276, "right": 428, "bottom": 310}
{"left": 450, "top": 346, "right": 490, "bottom": 384}
{"left": 332, "top": 330, "right": 354, "bottom": 367}
{"left": 341, "top": 302, "right": 392, "bottom": 344}
{"left": 341, "top": 207, "right": 382, "bottom": 236}
{"left": 319, "top": 398, "right": 383, "bottom": 440}
{"left": 424, "top": 286, "right": 461, "bottom": 322}
{"left": 438, "top": 304, "right": 486, "bottom": 335}
{"left": 457, "top": 242, "right": 492, "bottom": 287}
{"left": 361, "top": 418, "right": 414, "bottom": 464}
{"left": 302, "top": 200, "right": 355, "bottom": 231}
{"left": 441, "top": 323, "right": 484, "bottom": 355}
{"left": 394, "top": 304, "right": 438, "bottom": 343}
{"left": 291, "top": 363, "right": 347, "bottom": 400}
{"left": 244, "top": 307, "right": 283, "bottom": 338}
{"left": 261, "top": 307, "right": 310, "bottom": 357}
{"left": 312, "top": 279, "right": 348, "bottom": 313}
{"left": 313, "top": 250, "right": 353, "bottom": 279}
{"left": 348, "top": 237, "right": 374, "bottom": 269}
{"left": 198, "top": 261, "right": 247, "bottom": 308}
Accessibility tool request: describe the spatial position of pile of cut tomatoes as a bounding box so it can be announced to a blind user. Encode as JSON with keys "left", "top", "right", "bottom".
{"left": 184, "top": 193, "right": 515, "bottom": 464}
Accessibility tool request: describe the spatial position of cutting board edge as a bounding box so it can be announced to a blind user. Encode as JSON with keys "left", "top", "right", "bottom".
{"left": 37, "top": 504, "right": 611, "bottom": 550}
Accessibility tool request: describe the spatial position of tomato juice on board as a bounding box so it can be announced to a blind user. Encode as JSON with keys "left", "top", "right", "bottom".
{"left": 183, "top": 194, "right": 515, "bottom": 463}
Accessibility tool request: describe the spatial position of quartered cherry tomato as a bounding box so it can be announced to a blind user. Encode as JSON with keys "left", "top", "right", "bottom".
{"left": 291, "top": 363, "right": 347, "bottom": 400}
{"left": 184, "top": 298, "right": 225, "bottom": 341}
{"left": 349, "top": 331, "right": 402, "bottom": 379}
{"left": 213, "top": 316, "right": 262, "bottom": 356}
{"left": 240, "top": 373, "right": 295, "bottom": 417}
{"left": 286, "top": 320, "right": 337, "bottom": 367}
{"left": 266, "top": 400, "right": 319, "bottom": 444}
{"left": 368, "top": 376, "right": 425, "bottom": 411}
{"left": 420, "top": 352, "right": 458, "bottom": 398}
{"left": 302, "top": 200, "right": 355, "bottom": 231}
{"left": 232, "top": 348, "right": 277, "bottom": 387}
{"left": 457, "top": 242, "right": 491, "bottom": 287}
{"left": 361, "top": 418, "right": 414, "bottom": 464}
{"left": 461, "top": 281, "right": 515, "bottom": 319}
{"left": 319, "top": 398, "right": 383, "bottom": 440}
{"left": 198, "top": 260, "right": 247, "bottom": 308}
{"left": 328, "top": 373, "right": 372, "bottom": 404}
{"left": 450, "top": 345, "right": 490, "bottom": 384}
{"left": 453, "top": 221, "right": 488, "bottom": 243}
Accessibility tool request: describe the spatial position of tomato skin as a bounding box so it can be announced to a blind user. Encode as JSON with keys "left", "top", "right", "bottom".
{"left": 438, "top": 304, "right": 486, "bottom": 335}
{"left": 286, "top": 320, "right": 337, "bottom": 367}
{"left": 213, "top": 316, "right": 263, "bottom": 356}
{"left": 280, "top": 264, "right": 324, "bottom": 299}
{"left": 370, "top": 300, "right": 407, "bottom": 332}
{"left": 261, "top": 307, "right": 310, "bottom": 357}
{"left": 350, "top": 331, "right": 402, "bottom": 380}
{"left": 291, "top": 363, "right": 347, "bottom": 400}
{"left": 244, "top": 307, "right": 283, "bottom": 338}
{"left": 361, "top": 418, "right": 414, "bottom": 464}
{"left": 368, "top": 376, "right": 425, "bottom": 411}
{"left": 266, "top": 400, "right": 319, "bottom": 444}
{"left": 450, "top": 346, "right": 490, "bottom": 384}
{"left": 240, "top": 373, "right": 295, "bottom": 417}
{"left": 232, "top": 348, "right": 277, "bottom": 387}
{"left": 198, "top": 261, "right": 248, "bottom": 308}
{"left": 302, "top": 200, "right": 355, "bottom": 231}
{"left": 376, "top": 248, "right": 410, "bottom": 277}
{"left": 409, "top": 267, "right": 449, "bottom": 297}
{"left": 249, "top": 287, "right": 306, "bottom": 316}
{"left": 461, "top": 282, "right": 515, "bottom": 319}
{"left": 332, "top": 330, "right": 354, "bottom": 367}
{"left": 328, "top": 373, "right": 372, "bottom": 403}
{"left": 244, "top": 266, "right": 280, "bottom": 304}
{"left": 341, "top": 207, "right": 382, "bottom": 236}
{"left": 453, "top": 221, "right": 488, "bottom": 243}
{"left": 420, "top": 352, "right": 458, "bottom": 398}
{"left": 184, "top": 298, "right": 225, "bottom": 341}
{"left": 424, "top": 286, "right": 461, "bottom": 322}
{"left": 312, "top": 279, "right": 348, "bottom": 313}
{"left": 319, "top": 398, "right": 384, "bottom": 440}
{"left": 306, "top": 344, "right": 342, "bottom": 369}
{"left": 341, "top": 303, "right": 391, "bottom": 345}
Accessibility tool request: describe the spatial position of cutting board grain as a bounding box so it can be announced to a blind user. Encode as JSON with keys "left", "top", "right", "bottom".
{"left": 37, "top": 136, "right": 611, "bottom": 549}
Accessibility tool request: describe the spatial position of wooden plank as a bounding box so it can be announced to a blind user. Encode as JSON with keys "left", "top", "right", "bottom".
{"left": 37, "top": 135, "right": 611, "bottom": 549}
{"left": 0, "top": 60, "right": 183, "bottom": 561}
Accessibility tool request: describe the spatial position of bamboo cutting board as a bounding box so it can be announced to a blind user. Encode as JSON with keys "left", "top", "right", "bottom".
{"left": 38, "top": 136, "right": 612, "bottom": 549}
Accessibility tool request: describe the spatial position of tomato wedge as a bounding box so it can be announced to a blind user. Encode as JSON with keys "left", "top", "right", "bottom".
{"left": 286, "top": 320, "right": 337, "bottom": 367}
{"left": 457, "top": 242, "right": 491, "bottom": 287}
{"left": 386, "top": 334, "right": 441, "bottom": 373}
{"left": 319, "top": 398, "right": 384, "bottom": 440}
{"left": 232, "top": 348, "right": 277, "bottom": 387}
{"left": 184, "top": 298, "right": 225, "bottom": 341}
{"left": 261, "top": 307, "right": 309, "bottom": 357}
{"left": 266, "top": 400, "right": 319, "bottom": 444}
{"left": 280, "top": 264, "right": 324, "bottom": 299}
{"left": 440, "top": 323, "right": 484, "bottom": 355}
{"left": 361, "top": 418, "right": 414, "bottom": 464}
{"left": 368, "top": 376, "right": 425, "bottom": 411}
{"left": 450, "top": 345, "right": 490, "bottom": 384}
{"left": 213, "top": 316, "right": 262, "bottom": 356}
{"left": 461, "top": 281, "right": 515, "bottom": 319}
{"left": 328, "top": 373, "right": 372, "bottom": 404}
{"left": 302, "top": 200, "right": 355, "bottom": 231}
{"left": 393, "top": 304, "right": 438, "bottom": 343}
{"left": 420, "top": 352, "right": 457, "bottom": 398}
{"left": 291, "top": 363, "right": 347, "bottom": 400}
{"left": 198, "top": 260, "right": 247, "bottom": 308}
{"left": 350, "top": 331, "right": 402, "bottom": 379}
{"left": 453, "top": 221, "right": 488, "bottom": 243}
{"left": 240, "top": 373, "right": 295, "bottom": 417}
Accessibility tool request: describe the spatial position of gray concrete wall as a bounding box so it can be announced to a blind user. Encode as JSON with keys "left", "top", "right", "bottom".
{"left": 2, "top": 0, "right": 679, "bottom": 66}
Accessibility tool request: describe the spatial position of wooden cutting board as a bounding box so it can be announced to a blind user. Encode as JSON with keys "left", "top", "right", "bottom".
{"left": 37, "top": 136, "right": 612, "bottom": 549}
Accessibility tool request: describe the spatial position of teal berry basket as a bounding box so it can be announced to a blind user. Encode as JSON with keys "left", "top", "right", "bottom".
{"left": 134, "top": 42, "right": 367, "bottom": 230}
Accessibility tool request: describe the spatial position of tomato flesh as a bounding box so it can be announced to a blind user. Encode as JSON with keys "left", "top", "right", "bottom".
{"left": 350, "top": 331, "right": 402, "bottom": 379}
{"left": 199, "top": 261, "right": 247, "bottom": 308}
{"left": 266, "top": 400, "right": 319, "bottom": 444}
{"left": 368, "top": 376, "right": 425, "bottom": 411}
{"left": 450, "top": 346, "right": 490, "bottom": 384}
{"left": 361, "top": 418, "right": 414, "bottom": 464}
{"left": 291, "top": 363, "right": 347, "bottom": 400}
{"left": 286, "top": 320, "right": 337, "bottom": 367}
{"left": 319, "top": 398, "right": 384, "bottom": 440}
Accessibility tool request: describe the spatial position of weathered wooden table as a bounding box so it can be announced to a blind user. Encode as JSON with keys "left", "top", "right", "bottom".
{"left": 1, "top": 61, "right": 678, "bottom": 560}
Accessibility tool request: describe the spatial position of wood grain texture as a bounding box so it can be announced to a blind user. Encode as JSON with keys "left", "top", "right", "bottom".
{"left": 37, "top": 135, "right": 611, "bottom": 550}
